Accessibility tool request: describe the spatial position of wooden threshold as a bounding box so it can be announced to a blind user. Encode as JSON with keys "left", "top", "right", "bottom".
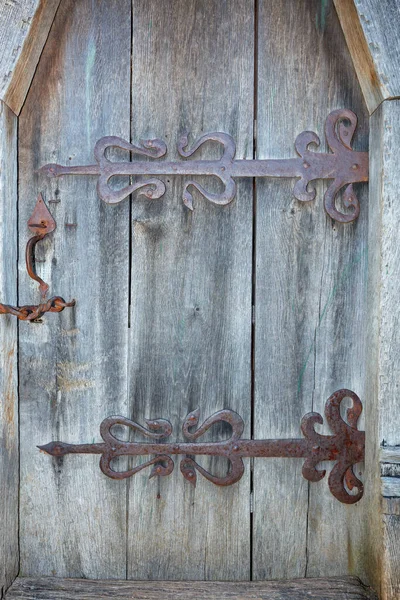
{"left": 5, "top": 576, "right": 377, "bottom": 600}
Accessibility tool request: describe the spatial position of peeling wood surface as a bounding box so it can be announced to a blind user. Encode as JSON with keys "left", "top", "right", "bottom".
{"left": 367, "top": 100, "right": 400, "bottom": 600}
{"left": 253, "top": 0, "right": 368, "bottom": 580}
{"left": 0, "top": 100, "right": 18, "bottom": 596}
{"left": 127, "top": 0, "right": 253, "bottom": 580}
{"left": 334, "top": 0, "right": 400, "bottom": 114}
{"left": 0, "top": 0, "right": 61, "bottom": 115}
{"left": 18, "top": 0, "right": 131, "bottom": 578}
{"left": 5, "top": 576, "right": 377, "bottom": 600}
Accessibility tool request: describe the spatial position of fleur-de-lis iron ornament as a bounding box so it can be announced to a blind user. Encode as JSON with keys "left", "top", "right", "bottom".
{"left": 39, "top": 389, "right": 365, "bottom": 504}
{"left": 39, "top": 109, "right": 368, "bottom": 223}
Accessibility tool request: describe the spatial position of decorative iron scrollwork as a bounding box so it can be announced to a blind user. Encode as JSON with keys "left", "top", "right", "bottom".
{"left": 39, "top": 389, "right": 365, "bottom": 504}
{"left": 39, "top": 109, "right": 368, "bottom": 223}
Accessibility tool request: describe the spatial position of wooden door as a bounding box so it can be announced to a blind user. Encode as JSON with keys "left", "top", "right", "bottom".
{"left": 17, "top": 0, "right": 368, "bottom": 581}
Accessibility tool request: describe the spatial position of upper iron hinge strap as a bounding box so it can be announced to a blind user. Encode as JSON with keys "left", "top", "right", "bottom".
{"left": 39, "top": 109, "right": 368, "bottom": 224}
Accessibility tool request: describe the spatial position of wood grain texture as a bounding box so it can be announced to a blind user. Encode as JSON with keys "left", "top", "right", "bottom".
{"left": 127, "top": 0, "right": 253, "bottom": 580}
{"left": 381, "top": 447, "right": 400, "bottom": 500}
{"left": 382, "top": 515, "right": 400, "bottom": 600}
{"left": 334, "top": 0, "right": 400, "bottom": 114}
{"left": 5, "top": 576, "right": 377, "bottom": 600}
{"left": 334, "top": 0, "right": 383, "bottom": 114}
{"left": 0, "top": 0, "right": 61, "bottom": 115}
{"left": 381, "top": 478, "right": 400, "bottom": 498}
{"left": 18, "top": 0, "right": 131, "bottom": 578}
{"left": 0, "top": 100, "right": 18, "bottom": 597}
{"left": 254, "top": 0, "right": 368, "bottom": 580}
{"left": 366, "top": 100, "right": 400, "bottom": 600}
{"left": 381, "top": 447, "right": 400, "bottom": 464}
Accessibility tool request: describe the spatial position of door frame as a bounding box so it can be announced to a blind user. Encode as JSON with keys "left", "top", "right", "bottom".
{"left": 0, "top": 1, "right": 399, "bottom": 597}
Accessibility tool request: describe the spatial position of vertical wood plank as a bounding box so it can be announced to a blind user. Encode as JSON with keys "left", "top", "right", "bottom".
{"left": 0, "top": 100, "right": 18, "bottom": 596}
{"left": 254, "top": 0, "right": 368, "bottom": 580}
{"left": 366, "top": 100, "right": 400, "bottom": 600}
{"left": 127, "top": 0, "right": 254, "bottom": 580}
{"left": 18, "top": 0, "right": 131, "bottom": 578}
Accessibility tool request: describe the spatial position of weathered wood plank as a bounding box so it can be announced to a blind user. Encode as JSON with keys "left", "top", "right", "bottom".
{"left": 381, "top": 478, "right": 400, "bottom": 498}
{"left": 382, "top": 515, "right": 400, "bottom": 600}
{"left": 0, "top": 100, "right": 18, "bottom": 596}
{"left": 254, "top": 0, "right": 368, "bottom": 580}
{"left": 5, "top": 576, "right": 377, "bottom": 600}
{"left": 366, "top": 100, "right": 400, "bottom": 600}
{"left": 0, "top": 0, "right": 61, "bottom": 115}
{"left": 334, "top": 0, "right": 400, "bottom": 114}
{"left": 127, "top": 0, "right": 253, "bottom": 580}
{"left": 334, "top": 0, "right": 383, "bottom": 114}
{"left": 18, "top": 0, "right": 131, "bottom": 578}
{"left": 381, "top": 447, "right": 400, "bottom": 464}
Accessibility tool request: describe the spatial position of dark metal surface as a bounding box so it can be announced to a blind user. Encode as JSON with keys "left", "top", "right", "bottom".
{"left": 39, "top": 109, "right": 368, "bottom": 223}
{"left": 39, "top": 389, "right": 365, "bottom": 504}
{"left": 0, "top": 194, "right": 75, "bottom": 321}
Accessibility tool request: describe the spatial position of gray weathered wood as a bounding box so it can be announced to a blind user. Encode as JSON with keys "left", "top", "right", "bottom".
{"left": 366, "top": 100, "right": 400, "bottom": 600}
{"left": 127, "top": 0, "right": 253, "bottom": 580}
{"left": 381, "top": 447, "right": 400, "bottom": 464}
{"left": 381, "top": 478, "right": 400, "bottom": 498}
{"left": 18, "top": 0, "right": 131, "bottom": 578}
{"left": 334, "top": 0, "right": 400, "bottom": 114}
{"left": 5, "top": 576, "right": 377, "bottom": 600}
{"left": 0, "top": 0, "right": 61, "bottom": 115}
{"left": 381, "top": 447, "right": 400, "bottom": 499}
{"left": 254, "top": 0, "right": 369, "bottom": 580}
{"left": 0, "top": 100, "right": 18, "bottom": 596}
{"left": 382, "top": 515, "right": 400, "bottom": 600}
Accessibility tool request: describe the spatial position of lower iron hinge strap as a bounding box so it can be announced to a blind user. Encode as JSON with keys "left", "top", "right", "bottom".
{"left": 39, "top": 389, "right": 365, "bottom": 505}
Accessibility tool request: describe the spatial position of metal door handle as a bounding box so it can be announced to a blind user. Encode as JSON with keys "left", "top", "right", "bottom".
{"left": 0, "top": 194, "right": 75, "bottom": 322}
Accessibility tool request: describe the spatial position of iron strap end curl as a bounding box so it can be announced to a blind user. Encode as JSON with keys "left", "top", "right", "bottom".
{"left": 39, "top": 389, "right": 365, "bottom": 505}
{"left": 0, "top": 194, "right": 75, "bottom": 322}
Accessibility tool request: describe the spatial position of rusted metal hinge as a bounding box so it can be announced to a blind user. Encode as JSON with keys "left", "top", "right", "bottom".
{"left": 39, "top": 109, "right": 368, "bottom": 223}
{"left": 0, "top": 194, "right": 75, "bottom": 321}
{"left": 39, "top": 389, "right": 365, "bottom": 504}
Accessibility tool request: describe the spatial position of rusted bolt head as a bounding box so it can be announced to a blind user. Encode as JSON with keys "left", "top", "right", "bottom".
{"left": 233, "top": 445, "right": 239, "bottom": 452}
{"left": 156, "top": 466, "right": 162, "bottom": 474}
{"left": 352, "top": 163, "right": 359, "bottom": 170}
{"left": 303, "top": 161, "right": 310, "bottom": 169}
{"left": 187, "top": 471, "right": 195, "bottom": 478}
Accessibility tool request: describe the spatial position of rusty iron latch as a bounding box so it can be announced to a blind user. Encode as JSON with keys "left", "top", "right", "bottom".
{"left": 39, "top": 109, "right": 368, "bottom": 223}
{"left": 39, "top": 389, "right": 365, "bottom": 504}
{"left": 0, "top": 194, "right": 75, "bottom": 321}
